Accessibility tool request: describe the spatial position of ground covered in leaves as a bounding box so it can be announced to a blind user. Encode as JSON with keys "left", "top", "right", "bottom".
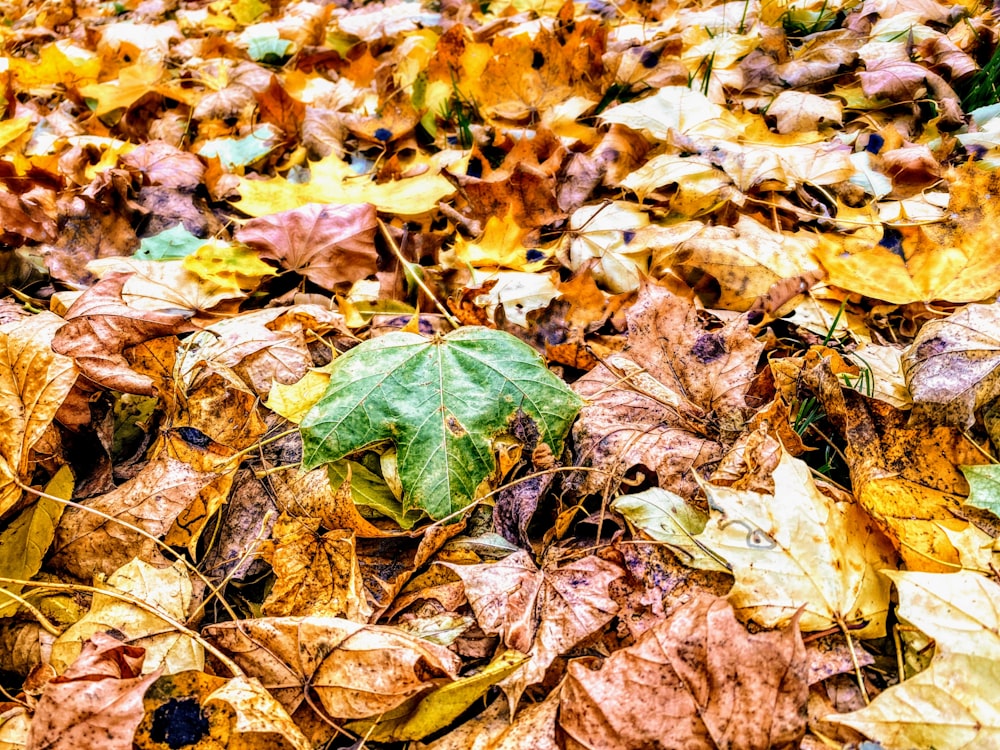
{"left": 3, "top": 0, "right": 1000, "bottom": 747}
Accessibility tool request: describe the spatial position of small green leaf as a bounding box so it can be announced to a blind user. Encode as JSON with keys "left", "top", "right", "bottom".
{"left": 300, "top": 327, "right": 582, "bottom": 521}
{"left": 962, "top": 464, "right": 1000, "bottom": 518}
{"left": 134, "top": 224, "right": 205, "bottom": 261}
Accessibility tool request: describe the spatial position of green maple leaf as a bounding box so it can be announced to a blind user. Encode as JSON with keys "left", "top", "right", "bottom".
{"left": 300, "top": 327, "right": 583, "bottom": 521}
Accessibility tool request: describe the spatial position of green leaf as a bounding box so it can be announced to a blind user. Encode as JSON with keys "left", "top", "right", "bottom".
{"left": 300, "top": 327, "right": 582, "bottom": 521}
{"left": 962, "top": 464, "right": 1000, "bottom": 518}
{"left": 197, "top": 123, "right": 278, "bottom": 169}
{"left": 134, "top": 224, "right": 205, "bottom": 261}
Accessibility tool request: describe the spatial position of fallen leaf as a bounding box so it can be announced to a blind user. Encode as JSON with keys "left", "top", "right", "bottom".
{"left": 50, "top": 559, "right": 203, "bottom": 675}
{"left": 695, "top": 448, "right": 895, "bottom": 637}
{"left": 301, "top": 327, "right": 582, "bottom": 521}
{"left": 235, "top": 202, "right": 379, "bottom": 290}
{"left": 27, "top": 633, "right": 160, "bottom": 750}
{"left": 558, "top": 594, "right": 808, "bottom": 750}
{"left": 203, "top": 616, "right": 461, "bottom": 719}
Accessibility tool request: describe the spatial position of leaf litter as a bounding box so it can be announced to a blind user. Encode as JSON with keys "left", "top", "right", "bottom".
{"left": 1, "top": 0, "right": 1000, "bottom": 747}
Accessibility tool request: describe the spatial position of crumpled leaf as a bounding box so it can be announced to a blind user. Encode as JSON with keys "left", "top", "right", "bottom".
{"left": 558, "top": 594, "right": 808, "bottom": 750}
{"left": 203, "top": 616, "right": 461, "bottom": 719}
{"left": 235, "top": 202, "right": 378, "bottom": 290}
{"left": 51, "top": 272, "right": 196, "bottom": 396}
{"left": 301, "top": 327, "right": 582, "bottom": 521}
{"left": 570, "top": 283, "right": 761, "bottom": 500}
{"left": 827, "top": 571, "right": 1000, "bottom": 749}
{"left": 51, "top": 452, "right": 225, "bottom": 579}
{"left": 807, "top": 358, "right": 988, "bottom": 572}
{"left": 443, "top": 550, "right": 622, "bottom": 709}
{"left": 695, "top": 448, "right": 895, "bottom": 637}
{"left": 27, "top": 633, "right": 160, "bottom": 750}
{"left": 261, "top": 512, "right": 373, "bottom": 622}
{"left": 345, "top": 649, "right": 528, "bottom": 742}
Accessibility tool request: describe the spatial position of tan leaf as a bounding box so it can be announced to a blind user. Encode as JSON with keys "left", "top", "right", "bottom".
{"left": 203, "top": 617, "right": 461, "bottom": 719}
{"left": 444, "top": 551, "right": 622, "bottom": 709}
{"left": 570, "top": 283, "right": 761, "bottom": 498}
{"left": 558, "top": 595, "right": 808, "bottom": 750}
{"left": 0, "top": 312, "right": 77, "bottom": 518}
{"left": 50, "top": 453, "right": 222, "bottom": 579}
{"left": 902, "top": 302, "right": 1000, "bottom": 428}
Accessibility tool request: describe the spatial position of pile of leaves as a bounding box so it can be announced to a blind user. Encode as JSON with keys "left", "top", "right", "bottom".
{"left": 4, "top": 0, "right": 1000, "bottom": 746}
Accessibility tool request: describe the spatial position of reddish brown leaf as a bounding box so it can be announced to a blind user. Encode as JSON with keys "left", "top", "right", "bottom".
{"left": 26, "top": 633, "right": 160, "bottom": 750}
{"left": 236, "top": 202, "right": 378, "bottom": 290}
{"left": 558, "top": 595, "right": 808, "bottom": 750}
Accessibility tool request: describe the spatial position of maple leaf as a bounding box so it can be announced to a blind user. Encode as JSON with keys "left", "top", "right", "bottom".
{"left": 235, "top": 202, "right": 378, "bottom": 290}
{"left": 300, "top": 327, "right": 582, "bottom": 521}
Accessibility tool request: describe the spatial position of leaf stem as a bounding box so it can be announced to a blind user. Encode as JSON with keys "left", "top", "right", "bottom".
{"left": 377, "top": 218, "right": 461, "bottom": 329}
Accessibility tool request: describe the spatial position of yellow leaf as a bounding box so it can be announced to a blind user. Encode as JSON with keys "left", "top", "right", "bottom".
{"left": 234, "top": 154, "right": 455, "bottom": 217}
{"left": 695, "top": 448, "right": 895, "bottom": 637}
{"left": 51, "top": 558, "right": 204, "bottom": 675}
{"left": 182, "top": 240, "right": 277, "bottom": 295}
{"left": 10, "top": 41, "right": 99, "bottom": 94}
{"left": 817, "top": 163, "right": 1000, "bottom": 303}
{"left": 0, "top": 466, "right": 71, "bottom": 617}
{"left": 452, "top": 209, "right": 551, "bottom": 271}
{"left": 79, "top": 62, "right": 165, "bottom": 116}
{"left": 265, "top": 362, "right": 337, "bottom": 424}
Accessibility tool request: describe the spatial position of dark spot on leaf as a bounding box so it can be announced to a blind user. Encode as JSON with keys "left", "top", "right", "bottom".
{"left": 640, "top": 48, "right": 661, "bottom": 68}
{"left": 915, "top": 335, "right": 948, "bottom": 360}
{"left": 864, "top": 133, "right": 884, "bottom": 153}
{"left": 177, "top": 426, "right": 210, "bottom": 448}
{"left": 525, "top": 248, "right": 544, "bottom": 262}
{"left": 445, "top": 414, "right": 467, "bottom": 436}
{"left": 150, "top": 698, "right": 209, "bottom": 748}
{"left": 691, "top": 333, "right": 726, "bottom": 363}
{"left": 374, "top": 127, "right": 393, "bottom": 142}
{"left": 622, "top": 230, "right": 635, "bottom": 244}
{"left": 878, "top": 226, "right": 905, "bottom": 260}
{"left": 532, "top": 50, "right": 545, "bottom": 69}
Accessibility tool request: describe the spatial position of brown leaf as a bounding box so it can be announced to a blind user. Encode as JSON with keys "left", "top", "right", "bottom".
{"left": 204, "top": 617, "right": 460, "bottom": 719}
{"left": 26, "top": 633, "right": 160, "bottom": 750}
{"left": 236, "top": 202, "right": 378, "bottom": 290}
{"left": 570, "top": 283, "right": 762, "bottom": 499}
{"left": 50, "top": 453, "right": 222, "bottom": 579}
{"left": 51, "top": 272, "right": 196, "bottom": 396}
{"left": 262, "top": 512, "right": 374, "bottom": 621}
{"left": 558, "top": 595, "right": 808, "bottom": 750}
{"left": 121, "top": 141, "right": 205, "bottom": 190}
{"left": 445, "top": 551, "right": 622, "bottom": 708}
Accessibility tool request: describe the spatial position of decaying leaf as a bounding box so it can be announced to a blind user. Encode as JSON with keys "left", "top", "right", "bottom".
{"left": 559, "top": 594, "right": 808, "bottom": 750}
